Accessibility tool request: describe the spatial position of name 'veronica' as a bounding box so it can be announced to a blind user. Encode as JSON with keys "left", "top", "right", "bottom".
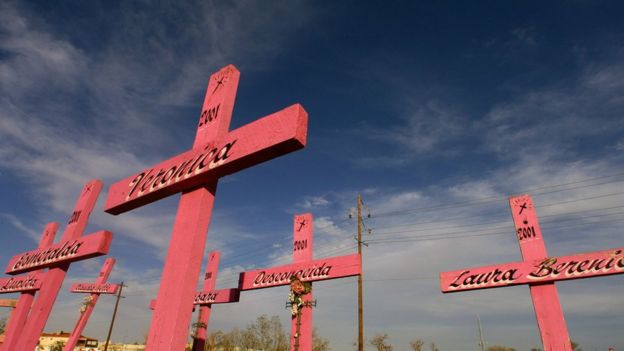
{"left": 0, "top": 275, "right": 39, "bottom": 292}
{"left": 12, "top": 241, "right": 82, "bottom": 271}
{"left": 253, "top": 262, "right": 332, "bottom": 287}
{"left": 126, "top": 140, "right": 237, "bottom": 200}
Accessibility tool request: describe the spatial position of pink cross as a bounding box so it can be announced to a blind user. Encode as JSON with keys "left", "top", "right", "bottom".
{"left": 104, "top": 64, "right": 308, "bottom": 350}
{"left": 239, "top": 213, "right": 361, "bottom": 351}
{"left": 0, "top": 222, "right": 57, "bottom": 351}
{"left": 63, "top": 258, "right": 118, "bottom": 351}
{"left": 191, "top": 251, "right": 240, "bottom": 351}
{"left": 4, "top": 180, "right": 113, "bottom": 351}
{"left": 439, "top": 194, "right": 624, "bottom": 351}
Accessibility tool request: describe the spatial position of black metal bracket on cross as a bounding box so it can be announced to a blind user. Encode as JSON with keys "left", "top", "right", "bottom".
{"left": 192, "top": 322, "right": 208, "bottom": 330}
{"left": 285, "top": 300, "right": 318, "bottom": 309}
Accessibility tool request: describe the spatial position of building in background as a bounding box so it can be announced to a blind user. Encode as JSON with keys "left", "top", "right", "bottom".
{"left": 37, "top": 331, "right": 98, "bottom": 351}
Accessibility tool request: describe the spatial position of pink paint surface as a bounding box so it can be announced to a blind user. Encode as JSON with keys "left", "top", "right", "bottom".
{"left": 440, "top": 245, "right": 624, "bottom": 292}
{"left": 5, "top": 230, "right": 112, "bottom": 275}
{"left": 0, "top": 222, "right": 58, "bottom": 351}
{"left": 439, "top": 194, "right": 616, "bottom": 351}
{"left": 192, "top": 251, "right": 220, "bottom": 351}
{"left": 194, "top": 288, "right": 240, "bottom": 305}
{"left": 70, "top": 283, "right": 120, "bottom": 294}
{"left": 291, "top": 214, "right": 313, "bottom": 351}
{"left": 509, "top": 195, "right": 571, "bottom": 351}
{"left": 239, "top": 214, "right": 361, "bottom": 351}
{"left": 0, "top": 273, "right": 44, "bottom": 292}
{"left": 239, "top": 253, "right": 361, "bottom": 290}
{"left": 117, "top": 65, "right": 308, "bottom": 351}
{"left": 16, "top": 180, "right": 111, "bottom": 351}
{"left": 63, "top": 258, "right": 116, "bottom": 351}
{"left": 105, "top": 104, "right": 308, "bottom": 215}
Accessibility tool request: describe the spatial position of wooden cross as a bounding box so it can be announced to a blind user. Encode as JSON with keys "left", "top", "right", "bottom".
{"left": 0, "top": 222, "right": 57, "bottom": 351}
{"left": 62, "top": 258, "right": 119, "bottom": 351}
{"left": 239, "top": 213, "right": 361, "bottom": 351}
{"left": 5, "top": 180, "right": 113, "bottom": 351}
{"left": 440, "top": 194, "right": 624, "bottom": 351}
{"left": 191, "top": 251, "right": 240, "bottom": 351}
{"left": 104, "top": 64, "right": 308, "bottom": 350}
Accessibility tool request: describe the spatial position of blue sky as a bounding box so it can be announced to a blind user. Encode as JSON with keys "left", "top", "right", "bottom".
{"left": 1, "top": 1, "right": 624, "bottom": 350}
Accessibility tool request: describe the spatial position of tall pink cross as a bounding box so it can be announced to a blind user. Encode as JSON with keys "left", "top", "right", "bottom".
{"left": 5, "top": 180, "right": 113, "bottom": 351}
{"left": 104, "top": 64, "right": 308, "bottom": 350}
{"left": 63, "top": 258, "right": 119, "bottom": 351}
{"left": 440, "top": 194, "right": 624, "bottom": 351}
{"left": 191, "top": 251, "right": 240, "bottom": 351}
{"left": 0, "top": 222, "right": 57, "bottom": 350}
{"left": 238, "top": 213, "right": 361, "bottom": 351}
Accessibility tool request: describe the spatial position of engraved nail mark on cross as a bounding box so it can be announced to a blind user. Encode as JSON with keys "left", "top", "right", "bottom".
{"left": 212, "top": 74, "right": 228, "bottom": 94}
{"left": 519, "top": 202, "right": 528, "bottom": 215}
{"left": 296, "top": 218, "right": 308, "bottom": 232}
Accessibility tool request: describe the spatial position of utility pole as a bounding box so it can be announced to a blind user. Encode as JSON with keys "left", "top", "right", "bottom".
{"left": 477, "top": 313, "right": 486, "bottom": 351}
{"left": 104, "top": 282, "right": 124, "bottom": 351}
{"left": 357, "top": 194, "right": 364, "bottom": 351}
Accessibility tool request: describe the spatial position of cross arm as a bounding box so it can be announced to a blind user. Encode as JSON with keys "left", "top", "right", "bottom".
{"left": 105, "top": 104, "right": 308, "bottom": 215}
{"left": 70, "top": 283, "right": 120, "bottom": 294}
{"left": 0, "top": 273, "right": 44, "bottom": 293}
{"left": 239, "top": 253, "right": 361, "bottom": 290}
{"left": 194, "top": 288, "right": 240, "bottom": 305}
{"left": 5, "top": 231, "right": 112, "bottom": 275}
{"left": 440, "top": 246, "right": 624, "bottom": 293}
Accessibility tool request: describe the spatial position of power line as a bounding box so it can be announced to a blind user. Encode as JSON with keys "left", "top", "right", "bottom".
{"left": 367, "top": 204, "right": 624, "bottom": 233}
{"left": 365, "top": 217, "right": 624, "bottom": 245}
{"left": 372, "top": 173, "right": 624, "bottom": 218}
{"left": 369, "top": 208, "right": 624, "bottom": 237}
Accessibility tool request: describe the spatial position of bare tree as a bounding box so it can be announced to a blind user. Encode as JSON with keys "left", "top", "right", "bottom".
{"left": 313, "top": 328, "right": 331, "bottom": 351}
{"left": 370, "top": 333, "right": 393, "bottom": 351}
{"left": 571, "top": 341, "right": 582, "bottom": 351}
{"left": 430, "top": 342, "right": 439, "bottom": 351}
{"left": 410, "top": 339, "right": 425, "bottom": 351}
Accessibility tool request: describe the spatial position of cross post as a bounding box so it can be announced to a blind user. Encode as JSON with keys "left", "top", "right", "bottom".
{"left": 238, "top": 213, "right": 361, "bottom": 351}
{"left": 508, "top": 195, "right": 571, "bottom": 351}
{"left": 63, "top": 258, "right": 118, "bottom": 351}
{"left": 104, "top": 64, "right": 308, "bottom": 350}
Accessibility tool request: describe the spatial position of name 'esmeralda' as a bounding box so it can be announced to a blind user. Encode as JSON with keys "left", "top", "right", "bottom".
{"left": 12, "top": 241, "right": 82, "bottom": 271}
{"left": 253, "top": 263, "right": 332, "bottom": 287}
{"left": 126, "top": 140, "right": 237, "bottom": 200}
